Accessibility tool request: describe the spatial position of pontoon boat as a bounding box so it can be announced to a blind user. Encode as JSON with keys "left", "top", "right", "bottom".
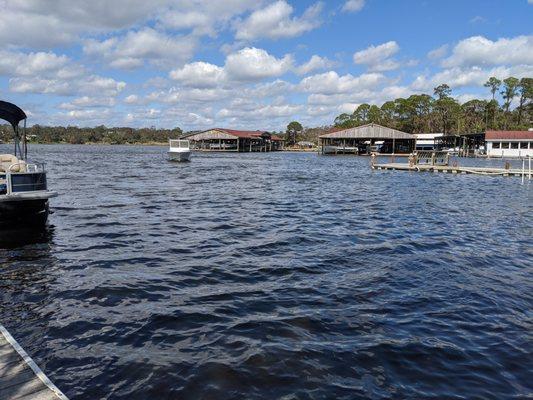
{"left": 0, "top": 101, "right": 57, "bottom": 226}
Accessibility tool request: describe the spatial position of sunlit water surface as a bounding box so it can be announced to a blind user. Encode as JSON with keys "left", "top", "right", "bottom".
{"left": 1, "top": 144, "right": 532, "bottom": 399}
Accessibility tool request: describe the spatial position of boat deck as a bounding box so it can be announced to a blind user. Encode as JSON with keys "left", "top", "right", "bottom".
{"left": 372, "top": 163, "right": 527, "bottom": 177}
{"left": 0, "top": 324, "right": 67, "bottom": 400}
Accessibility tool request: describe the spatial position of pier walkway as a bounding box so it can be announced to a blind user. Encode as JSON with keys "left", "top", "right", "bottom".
{"left": 0, "top": 324, "right": 68, "bottom": 400}
{"left": 372, "top": 162, "right": 528, "bottom": 177}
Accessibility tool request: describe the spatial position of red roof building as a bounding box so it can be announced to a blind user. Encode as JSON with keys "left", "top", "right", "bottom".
{"left": 183, "top": 128, "right": 284, "bottom": 152}
{"left": 485, "top": 130, "right": 533, "bottom": 158}
{"left": 485, "top": 130, "right": 533, "bottom": 140}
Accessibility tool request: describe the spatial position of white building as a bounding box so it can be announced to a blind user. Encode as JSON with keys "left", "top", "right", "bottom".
{"left": 486, "top": 130, "right": 533, "bottom": 158}
{"left": 414, "top": 133, "right": 444, "bottom": 150}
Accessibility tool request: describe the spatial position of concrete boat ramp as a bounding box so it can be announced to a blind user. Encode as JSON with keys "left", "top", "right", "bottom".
{"left": 0, "top": 324, "right": 68, "bottom": 400}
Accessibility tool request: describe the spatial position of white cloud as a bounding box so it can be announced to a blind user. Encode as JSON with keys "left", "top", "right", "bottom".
{"left": 225, "top": 47, "right": 294, "bottom": 81}
{"left": 235, "top": 1, "right": 323, "bottom": 41}
{"left": 10, "top": 75, "right": 126, "bottom": 97}
{"left": 0, "top": 51, "right": 83, "bottom": 79}
{"left": 353, "top": 41, "right": 401, "bottom": 71}
{"left": 60, "top": 109, "right": 113, "bottom": 121}
{"left": 427, "top": 44, "right": 449, "bottom": 60}
{"left": 342, "top": 0, "right": 365, "bottom": 13}
{"left": 125, "top": 109, "right": 161, "bottom": 123}
{"left": 0, "top": 0, "right": 172, "bottom": 48}
{"left": 59, "top": 96, "right": 117, "bottom": 109}
{"left": 217, "top": 103, "right": 302, "bottom": 119}
{"left": 0, "top": 49, "right": 125, "bottom": 98}
{"left": 442, "top": 35, "right": 533, "bottom": 67}
{"left": 295, "top": 55, "right": 336, "bottom": 75}
{"left": 83, "top": 28, "right": 196, "bottom": 69}
{"left": 158, "top": 1, "right": 259, "bottom": 37}
{"left": 124, "top": 95, "right": 141, "bottom": 104}
{"left": 169, "top": 62, "right": 226, "bottom": 88}
{"left": 469, "top": 16, "right": 487, "bottom": 24}
{"left": 411, "top": 65, "right": 533, "bottom": 91}
{"left": 299, "top": 71, "right": 385, "bottom": 95}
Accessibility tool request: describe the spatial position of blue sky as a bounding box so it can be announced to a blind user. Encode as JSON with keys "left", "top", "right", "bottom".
{"left": 0, "top": 0, "right": 531, "bottom": 130}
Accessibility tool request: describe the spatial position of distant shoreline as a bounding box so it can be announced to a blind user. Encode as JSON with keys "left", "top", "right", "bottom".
{"left": 7, "top": 142, "right": 321, "bottom": 151}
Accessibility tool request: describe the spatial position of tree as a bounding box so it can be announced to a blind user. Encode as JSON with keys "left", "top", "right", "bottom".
{"left": 484, "top": 77, "right": 502, "bottom": 100}
{"left": 501, "top": 77, "right": 520, "bottom": 113}
{"left": 501, "top": 77, "right": 520, "bottom": 128}
{"left": 330, "top": 75, "right": 531, "bottom": 134}
{"left": 434, "top": 84, "right": 452, "bottom": 100}
{"left": 368, "top": 105, "right": 382, "bottom": 124}
{"left": 286, "top": 121, "right": 303, "bottom": 145}
{"left": 517, "top": 77, "right": 533, "bottom": 126}
{"left": 434, "top": 97, "right": 460, "bottom": 134}
{"left": 462, "top": 100, "right": 487, "bottom": 132}
{"left": 380, "top": 101, "right": 397, "bottom": 128}
{"left": 353, "top": 104, "right": 371, "bottom": 124}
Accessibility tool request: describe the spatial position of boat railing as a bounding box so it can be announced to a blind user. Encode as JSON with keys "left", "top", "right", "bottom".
{"left": 0, "top": 163, "right": 47, "bottom": 195}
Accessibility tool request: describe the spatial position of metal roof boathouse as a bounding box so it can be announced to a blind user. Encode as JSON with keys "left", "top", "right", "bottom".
{"left": 319, "top": 123, "right": 415, "bottom": 155}
{"left": 184, "top": 128, "right": 284, "bottom": 152}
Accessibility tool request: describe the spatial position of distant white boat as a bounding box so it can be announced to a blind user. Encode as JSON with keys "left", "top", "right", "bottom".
{"left": 168, "top": 139, "right": 191, "bottom": 162}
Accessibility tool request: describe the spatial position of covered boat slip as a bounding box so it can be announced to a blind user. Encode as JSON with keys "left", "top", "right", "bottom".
{"left": 319, "top": 123, "right": 415, "bottom": 155}
{"left": 434, "top": 132, "right": 485, "bottom": 156}
{"left": 184, "top": 128, "right": 284, "bottom": 152}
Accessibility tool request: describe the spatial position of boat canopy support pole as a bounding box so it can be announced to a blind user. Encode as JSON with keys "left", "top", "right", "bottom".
{"left": 23, "top": 118, "right": 27, "bottom": 161}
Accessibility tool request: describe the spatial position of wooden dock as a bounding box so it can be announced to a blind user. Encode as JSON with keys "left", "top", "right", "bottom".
{"left": 0, "top": 324, "right": 68, "bottom": 400}
{"left": 372, "top": 163, "right": 528, "bottom": 177}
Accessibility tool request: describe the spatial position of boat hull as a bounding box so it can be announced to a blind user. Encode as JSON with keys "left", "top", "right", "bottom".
{"left": 0, "top": 199, "right": 49, "bottom": 227}
{"left": 168, "top": 150, "right": 191, "bottom": 162}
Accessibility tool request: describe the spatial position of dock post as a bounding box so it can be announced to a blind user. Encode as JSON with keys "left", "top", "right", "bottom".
{"left": 529, "top": 156, "right": 531, "bottom": 180}
{"left": 522, "top": 159, "right": 525, "bottom": 185}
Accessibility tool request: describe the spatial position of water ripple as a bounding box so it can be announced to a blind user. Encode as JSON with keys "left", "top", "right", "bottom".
{"left": 0, "top": 145, "right": 532, "bottom": 399}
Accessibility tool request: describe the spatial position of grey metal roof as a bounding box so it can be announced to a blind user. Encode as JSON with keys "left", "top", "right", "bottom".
{"left": 320, "top": 123, "right": 414, "bottom": 140}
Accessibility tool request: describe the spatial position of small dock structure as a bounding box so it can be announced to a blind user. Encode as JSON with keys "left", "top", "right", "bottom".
{"left": 371, "top": 151, "right": 532, "bottom": 179}
{"left": 183, "top": 128, "right": 284, "bottom": 152}
{"left": 0, "top": 324, "right": 68, "bottom": 400}
{"left": 319, "top": 123, "right": 415, "bottom": 155}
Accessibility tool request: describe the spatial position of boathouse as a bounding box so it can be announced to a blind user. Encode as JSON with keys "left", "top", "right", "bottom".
{"left": 486, "top": 130, "right": 533, "bottom": 158}
{"left": 183, "top": 128, "right": 284, "bottom": 152}
{"left": 319, "top": 123, "right": 415, "bottom": 155}
{"left": 434, "top": 132, "right": 485, "bottom": 156}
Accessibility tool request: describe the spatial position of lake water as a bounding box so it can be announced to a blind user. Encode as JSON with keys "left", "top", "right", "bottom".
{"left": 1, "top": 144, "right": 532, "bottom": 399}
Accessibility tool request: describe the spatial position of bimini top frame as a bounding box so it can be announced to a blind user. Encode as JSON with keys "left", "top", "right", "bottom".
{"left": 0, "top": 100, "right": 28, "bottom": 161}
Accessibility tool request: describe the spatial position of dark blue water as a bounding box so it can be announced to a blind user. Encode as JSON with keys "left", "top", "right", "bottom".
{"left": 1, "top": 145, "right": 532, "bottom": 399}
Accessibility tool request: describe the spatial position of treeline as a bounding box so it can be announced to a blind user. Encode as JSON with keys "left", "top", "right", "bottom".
{"left": 333, "top": 77, "right": 532, "bottom": 134}
{"left": 0, "top": 125, "right": 183, "bottom": 145}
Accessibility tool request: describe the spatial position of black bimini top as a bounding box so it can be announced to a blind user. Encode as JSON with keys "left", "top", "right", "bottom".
{"left": 0, "top": 100, "right": 27, "bottom": 128}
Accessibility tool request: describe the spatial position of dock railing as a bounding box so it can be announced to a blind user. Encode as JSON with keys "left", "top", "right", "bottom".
{"left": 410, "top": 151, "right": 450, "bottom": 166}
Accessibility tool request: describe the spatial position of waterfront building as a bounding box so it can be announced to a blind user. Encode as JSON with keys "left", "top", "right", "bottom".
{"left": 414, "top": 133, "right": 444, "bottom": 151}
{"left": 486, "top": 130, "right": 533, "bottom": 158}
{"left": 319, "top": 123, "right": 415, "bottom": 155}
{"left": 183, "top": 128, "right": 284, "bottom": 152}
{"left": 434, "top": 132, "right": 485, "bottom": 156}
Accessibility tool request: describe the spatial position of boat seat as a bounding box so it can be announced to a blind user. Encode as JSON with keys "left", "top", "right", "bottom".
{"left": 0, "top": 154, "right": 27, "bottom": 173}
